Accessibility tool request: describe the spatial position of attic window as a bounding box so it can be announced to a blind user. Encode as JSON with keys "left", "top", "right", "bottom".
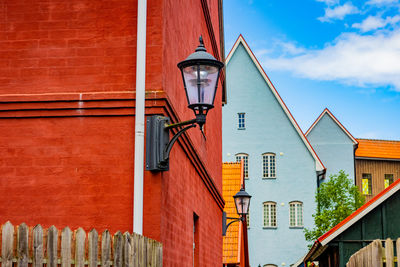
{"left": 238, "top": 113, "right": 245, "bottom": 129}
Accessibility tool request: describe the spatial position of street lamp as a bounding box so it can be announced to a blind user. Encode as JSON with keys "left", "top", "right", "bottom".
{"left": 222, "top": 187, "right": 251, "bottom": 236}
{"left": 145, "top": 36, "right": 224, "bottom": 171}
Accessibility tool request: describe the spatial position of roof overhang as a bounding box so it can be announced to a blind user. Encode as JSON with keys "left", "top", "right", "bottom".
{"left": 355, "top": 156, "right": 400, "bottom": 162}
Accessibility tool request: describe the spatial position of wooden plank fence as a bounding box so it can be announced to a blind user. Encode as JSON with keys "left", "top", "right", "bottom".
{"left": 0, "top": 221, "right": 162, "bottom": 267}
{"left": 346, "top": 238, "right": 400, "bottom": 267}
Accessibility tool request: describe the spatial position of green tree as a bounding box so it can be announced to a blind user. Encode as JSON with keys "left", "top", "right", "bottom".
{"left": 304, "top": 170, "right": 365, "bottom": 243}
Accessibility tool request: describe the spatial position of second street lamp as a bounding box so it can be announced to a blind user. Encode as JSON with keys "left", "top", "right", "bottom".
{"left": 222, "top": 187, "right": 252, "bottom": 236}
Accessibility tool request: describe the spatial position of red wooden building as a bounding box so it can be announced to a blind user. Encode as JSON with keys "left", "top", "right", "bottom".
{"left": 0, "top": 0, "right": 225, "bottom": 266}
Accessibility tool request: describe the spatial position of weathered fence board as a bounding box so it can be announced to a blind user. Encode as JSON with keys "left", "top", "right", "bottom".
{"left": 17, "top": 223, "right": 29, "bottom": 267}
{"left": 61, "top": 227, "right": 72, "bottom": 267}
{"left": 101, "top": 230, "right": 111, "bottom": 267}
{"left": 75, "top": 228, "right": 86, "bottom": 267}
{"left": 0, "top": 222, "right": 162, "bottom": 267}
{"left": 89, "top": 229, "right": 99, "bottom": 267}
{"left": 2, "top": 221, "right": 14, "bottom": 267}
{"left": 47, "top": 226, "right": 58, "bottom": 267}
{"left": 385, "top": 238, "right": 394, "bottom": 267}
{"left": 32, "top": 225, "right": 43, "bottom": 267}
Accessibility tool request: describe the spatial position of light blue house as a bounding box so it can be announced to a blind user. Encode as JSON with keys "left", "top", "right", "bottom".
{"left": 222, "top": 35, "right": 325, "bottom": 267}
{"left": 306, "top": 108, "right": 358, "bottom": 183}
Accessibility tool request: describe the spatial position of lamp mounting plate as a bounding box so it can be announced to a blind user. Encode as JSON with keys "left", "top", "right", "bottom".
{"left": 145, "top": 116, "right": 170, "bottom": 171}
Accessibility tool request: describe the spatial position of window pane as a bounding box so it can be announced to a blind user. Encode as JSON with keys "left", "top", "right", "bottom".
{"left": 263, "top": 155, "right": 269, "bottom": 178}
{"left": 289, "top": 203, "right": 295, "bottom": 226}
{"left": 271, "top": 204, "right": 276, "bottom": 227}
{"left": 264, "top": 203, "right": 276, "bottom": 227}
{"left": 263, "top": 154, "right": 276, "bottom": 178}
{"left": 270, "top": 155, "right": 276, "bottom": 177}
{"left": 297, "top": 203, "right": 303, "bottom": 226}
{"left": 238, "top": 113, "right": 245, "bottom": 129}
{"left": 385, "top": 174, "right": 394, "bottom": 189}
{"left": 263, "top": 204, "right": 269, "bottom": 227}
{"left": 362, "top": 173, "right": 372, "bottom": 195}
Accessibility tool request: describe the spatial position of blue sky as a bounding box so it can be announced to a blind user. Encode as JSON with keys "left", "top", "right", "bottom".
{"left": 224, "top": 0, "right": 400, "bottom": 140}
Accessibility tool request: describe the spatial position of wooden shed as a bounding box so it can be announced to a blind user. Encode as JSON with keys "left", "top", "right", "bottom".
{"left": 304, "top": 177, "right": 400, "bottom": 266}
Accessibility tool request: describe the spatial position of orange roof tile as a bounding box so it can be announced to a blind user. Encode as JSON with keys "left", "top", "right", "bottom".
{"left": 355, "top": 139, "right": 400, "bottom": 160}
{"left": 222, "top": 162, "right": 243, "bottom": 264}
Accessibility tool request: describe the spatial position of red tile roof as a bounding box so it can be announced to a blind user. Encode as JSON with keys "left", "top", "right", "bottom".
{"left": 355, "top": 138, "right": 400, "bottom": 160}
{"left": 222, "top": 162, "right": 243, "bottom": 264}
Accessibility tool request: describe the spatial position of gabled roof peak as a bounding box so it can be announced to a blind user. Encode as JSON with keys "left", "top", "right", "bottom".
{"left": 306, "top": 108, "right": 358, "bottom": 145}
{"left": 226, "top": 35, "right": 325, "bottom": 172}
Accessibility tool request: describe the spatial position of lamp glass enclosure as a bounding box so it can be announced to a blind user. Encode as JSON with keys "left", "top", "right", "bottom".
{"left": 233, "top": 189, "right": 251, "bottom": 216}
{"left": 182, "top": 64, "right": 219, "bottom": 110}
{"left": 177, "top": 36, "right": 224, "bottom": 117}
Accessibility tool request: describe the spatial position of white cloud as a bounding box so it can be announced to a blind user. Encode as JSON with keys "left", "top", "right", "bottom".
{"left": 254, "top": 48, "right": 273, "bottom": 58}
{"left": 352, "top": 15, "right": 400, "bottom": 32}
{"left": 315, "top": 0, "right": 340, "bottom": 5}
{"left": 366, "top": 0, "right": 398, "bottom": 5}
{"left": 264, "top": 30, "right": 400, "bottom": 90}
{"left": 280, "top": 42, "right": 306, "bottom": 55}
{"left": 318, "top": 2, "right": 359, "bottom": 22}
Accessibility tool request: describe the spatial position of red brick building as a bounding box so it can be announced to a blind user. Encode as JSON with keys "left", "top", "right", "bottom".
{"left": 0, "top": 0, "right": 225, "bottom": 266}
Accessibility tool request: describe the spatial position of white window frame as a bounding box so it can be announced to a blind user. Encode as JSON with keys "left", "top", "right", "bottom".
{"left": 238, "top": 113, "right": 245, "bottom": 129}
{"left": 262, "top": 153, "right": 276, "bottom": 178}
{"left": 289, "top": 201, "right": 303, "bottom": 227}
{"left": 263, "top": 201, "right": 277, "bottom": 228}
{"left": 235, "top": 153, "right": 249, "bottom": 179}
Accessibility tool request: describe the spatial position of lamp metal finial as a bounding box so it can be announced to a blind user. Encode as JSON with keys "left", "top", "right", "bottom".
{"left": 195, "top": 35, "right": 206, "bottom": 52}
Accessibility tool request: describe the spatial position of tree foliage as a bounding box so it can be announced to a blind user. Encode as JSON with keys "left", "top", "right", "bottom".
{"left": 304, "top": 170, "right": 365, "bottom": 243}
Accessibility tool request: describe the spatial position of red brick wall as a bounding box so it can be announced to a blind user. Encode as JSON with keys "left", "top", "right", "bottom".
{"left": 0, "top": 0, "right": 223, "bottom": 266}
{"left": 0, "top": 117, "right": 134, "bottom": 232}
{"left": 0, "top": 0, "right": 138, "bottom": 94}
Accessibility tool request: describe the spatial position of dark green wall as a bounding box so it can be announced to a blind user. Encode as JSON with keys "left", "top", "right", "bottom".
{"left": 330, "top": 190, "right": 400, "bottom": 266}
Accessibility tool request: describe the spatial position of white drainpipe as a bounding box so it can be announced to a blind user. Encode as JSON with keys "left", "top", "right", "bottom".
{"left": 133, "top": 0, "right": 147, "bottom": 235}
